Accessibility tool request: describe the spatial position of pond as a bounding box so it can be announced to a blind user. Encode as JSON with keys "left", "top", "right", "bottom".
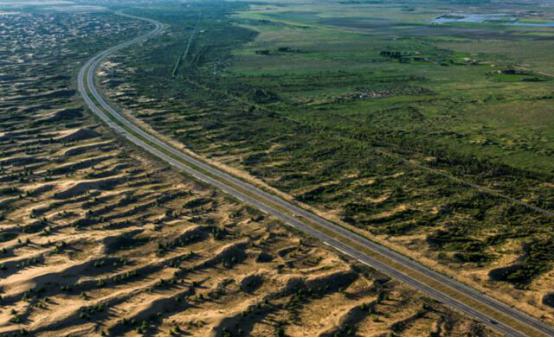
{"left": 432, "top": 14, "right": 554, "bottom": 27}
{"left": 432, "top": 14, "right": 513, "bottom": 24}
{"left": 512, "top": 21, "right": 554, "bottom": 27}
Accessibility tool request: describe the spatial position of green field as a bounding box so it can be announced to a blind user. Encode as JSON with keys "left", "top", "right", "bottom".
{"left": 99, "top": 0, "right": 554, "bottom": 321}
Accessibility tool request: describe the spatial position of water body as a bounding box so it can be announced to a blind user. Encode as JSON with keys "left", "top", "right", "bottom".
{"left": 432, "top": 14, "right": 512, "bottom": 24}
{"left": 512, "top": 22, "right": 554, "bottom": 27}
{"left": 432, "top": 14, "right": 554, "bottom": 27}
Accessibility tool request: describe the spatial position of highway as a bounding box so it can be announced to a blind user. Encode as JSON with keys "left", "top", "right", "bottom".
{"left": 77, "top": 12, "right": 554, "bottom": 337}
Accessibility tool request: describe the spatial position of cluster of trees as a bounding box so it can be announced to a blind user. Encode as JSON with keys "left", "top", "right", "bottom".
{"left": 489, "top": 237, "right": 554, "bottom": 288}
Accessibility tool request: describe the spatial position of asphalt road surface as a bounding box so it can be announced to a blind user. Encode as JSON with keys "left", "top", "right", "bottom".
{"left": 77, "top": 12, "right": 554, "bottom": 337}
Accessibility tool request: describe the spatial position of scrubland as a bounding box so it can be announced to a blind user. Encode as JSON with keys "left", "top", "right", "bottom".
{"left": 100, "top": 0, "right": 554, "bottom": 325}
{"left": 0, "top": 5, "right": 492, "bottom": 336}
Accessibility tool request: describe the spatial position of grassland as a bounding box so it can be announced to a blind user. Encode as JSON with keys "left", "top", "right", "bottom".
{"left": 0, "top": 3, "right": 495, "bottom": 336}
{"left": 99, "top": 0, "right": 554, "bottom": 326}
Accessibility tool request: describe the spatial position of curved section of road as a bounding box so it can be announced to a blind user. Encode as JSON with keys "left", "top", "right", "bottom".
{"left": 77, "top": 12, "right": 554, "bottom": 338}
